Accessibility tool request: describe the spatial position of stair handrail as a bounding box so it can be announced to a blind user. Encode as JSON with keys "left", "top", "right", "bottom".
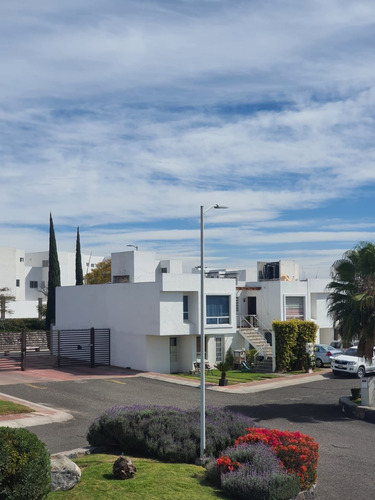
{"left": 237, "top": 315, "right": 273, "bottom": 344}
{"left": 237, "top": 314, "right": 275, "bottom": 365}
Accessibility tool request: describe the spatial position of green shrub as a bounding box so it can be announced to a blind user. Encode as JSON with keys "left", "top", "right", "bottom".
{"left": 87, "top": 405, "right": 255, "bottom": 463}
{"left": 221, "top": 468, "right": 300, "bottom": 500}
{"left": 292, "top": 321, "right": 318, "bottom": 371}
{"left": 246, "top": 349, "right": 257, "bottom": 364}
{"left": 0, "top": 319, "right": 46, "bottom": 333}
{"left": 273, "top": 320, "right": 317, "bottom": 372}
{"left": 207, "top": 442, "right": 300, "bottom": 500}
{"left": 0, "top": 427, "right": 51, "bottom": 500}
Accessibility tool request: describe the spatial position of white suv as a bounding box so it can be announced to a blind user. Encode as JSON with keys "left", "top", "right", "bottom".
{"left": 331, "top": 346, "right": 375, "bottom": 378}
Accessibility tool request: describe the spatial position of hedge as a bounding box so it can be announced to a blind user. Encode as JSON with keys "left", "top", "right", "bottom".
{"left": 273, "top": 320, "right": 317, "bottom": 372}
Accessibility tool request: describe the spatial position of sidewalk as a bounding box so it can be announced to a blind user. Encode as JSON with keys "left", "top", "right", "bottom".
{"left": 140, "top": 369, "right": 332, "bottom": 393}
{"left": 0, "top": 393, "right": 73, "bottom": 428}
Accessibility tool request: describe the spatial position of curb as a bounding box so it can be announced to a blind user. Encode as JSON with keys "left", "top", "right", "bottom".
{"left": 339, "top": 396, "right": 375, "bottom": 423}
{"left": 0, "top": 392, "right": 73, "bottom": 428}
{"left": 139, "top": 370, "right": 331, "bottom": 394}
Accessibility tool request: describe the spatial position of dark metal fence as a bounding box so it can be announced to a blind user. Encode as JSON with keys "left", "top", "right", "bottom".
{"left": 52, "top": 328, "right": 110, "bottom": 368}
{"left": 0, "top": 328, "right": 110, "bottom": 371}
{"left": 21, "top": 331, "right": 53, "bottom": 370}
{"left": 0, "top": 332, "right": 22, "bottom": 370}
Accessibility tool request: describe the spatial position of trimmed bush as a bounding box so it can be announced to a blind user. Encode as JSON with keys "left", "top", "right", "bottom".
{"left": 207, "top": 443, "right": 300, "bottom": 500}
{"left": 273, "top": 320, "right": 317, "bottom": 372}
{"left": 221, "top": 468, "right": 300, "bottom": 500}
{"left": 87, "top": 405, "right": 255, "bottom": 463}
{"left": 0, "top": 427, "right": 51, "bottom": 500}
{"left": 235, "top": 427, "right": 319, "bottom": 490}
{"left": 0, "top": 318, "right": 46, "bottom": 333}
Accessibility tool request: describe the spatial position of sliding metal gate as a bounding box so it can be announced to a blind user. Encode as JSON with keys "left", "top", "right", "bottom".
{"left": 53, "top": 328, "right": 111, "bottom": 368}
{"left": 0, "top": 328, "right": 110, "bottom": 371}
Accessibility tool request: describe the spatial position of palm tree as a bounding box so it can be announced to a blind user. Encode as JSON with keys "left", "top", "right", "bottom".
{"left": 327, "top": 242, "right": 375, "bottom": 359}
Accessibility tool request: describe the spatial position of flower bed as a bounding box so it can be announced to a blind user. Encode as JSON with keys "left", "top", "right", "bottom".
{"left": 206, "top": 442, "right": 300, "bottom": 500}
{"left": 235, "top": 427, "right": 319, "bottom": 490}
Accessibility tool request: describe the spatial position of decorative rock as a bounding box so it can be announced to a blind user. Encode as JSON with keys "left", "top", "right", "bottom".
{"left": 50, "top": 454, "right": 81, "bottom": 491}
{"left": 113, "top": 456, "right": 137, "bottom": 479}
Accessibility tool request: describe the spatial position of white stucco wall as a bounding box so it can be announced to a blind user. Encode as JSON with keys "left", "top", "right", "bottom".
{"left": 55, "top": 281, "right": 163, "bottom": 369}
{"left": 111, "top": 251, "right": 157, "bottom": 283}
{"left": 0, "top": 247, "right": 25, "bottom": 301}
{"left": 238, "top": 277, "right": 334, "bottom": 343}
{"left": 11, "top": 300, "right": 39, "bottom": 319}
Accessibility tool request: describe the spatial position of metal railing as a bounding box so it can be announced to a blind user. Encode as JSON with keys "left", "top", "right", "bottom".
{"left": 237, "top": 315, "right": 275, "bottom": 370}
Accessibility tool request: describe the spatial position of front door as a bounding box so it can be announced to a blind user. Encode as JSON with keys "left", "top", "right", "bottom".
{"left": 248, "top": 297, "right": 257, "bottom": 315}
{"left": 247, "top": 297, "right": 257, "bottom": 327}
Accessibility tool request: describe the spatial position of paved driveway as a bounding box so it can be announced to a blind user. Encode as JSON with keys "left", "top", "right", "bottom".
{"left": 0, "top": 372, "right": 373, "bottom": 499}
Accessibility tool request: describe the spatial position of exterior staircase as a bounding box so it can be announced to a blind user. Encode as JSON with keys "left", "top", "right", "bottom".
{"left": 237, "top": 315, "right": 274, "bottom": 373}
{"left": 239, "top": 327, "right": 273, "bottom": 359}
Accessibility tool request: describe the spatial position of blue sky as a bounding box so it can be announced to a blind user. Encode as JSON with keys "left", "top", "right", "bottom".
{"left": 1, "top": 0, "right": 375, "bottom": 278}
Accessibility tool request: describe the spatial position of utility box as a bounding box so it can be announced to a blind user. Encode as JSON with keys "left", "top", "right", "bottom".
{"left": 361, "top": 376, "right": 375, "bottom": 407}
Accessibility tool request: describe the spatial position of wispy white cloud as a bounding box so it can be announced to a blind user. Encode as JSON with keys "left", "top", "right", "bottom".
{"left": 1, "top": 0, "right": 375, "bottom": 278}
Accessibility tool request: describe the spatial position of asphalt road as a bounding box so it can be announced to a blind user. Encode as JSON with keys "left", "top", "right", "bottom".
{"left": 0, "top": 373, "right": 374, "bottom": 499}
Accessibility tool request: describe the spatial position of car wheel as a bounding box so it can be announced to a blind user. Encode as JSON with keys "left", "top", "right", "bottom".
{"left": 315, "top": 358, "right": 323, "bottom": 368}
{"left": 357, "top": 366, "right": 366, "bottom": 378}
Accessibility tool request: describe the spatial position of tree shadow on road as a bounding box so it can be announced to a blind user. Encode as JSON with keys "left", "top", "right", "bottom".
{"left": 224, "top": 402, "right": 349, "bottom": 424}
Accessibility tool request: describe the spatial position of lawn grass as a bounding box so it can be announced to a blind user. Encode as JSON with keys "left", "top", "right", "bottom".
{"left": 0, "top": 399, "right": 34, "bottom": 416}
{"left": 48, "top": 454, "right": 226, "bottom": 500}
{"left": 175, "top": 369, "right": 279, "bottom": 385}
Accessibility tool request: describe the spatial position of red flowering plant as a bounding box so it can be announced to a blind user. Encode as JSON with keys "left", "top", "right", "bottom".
{"left": 235, "top": 427, "right": 319, "bottom": 490}
{"left": 216, "top": 455, "right": 241, "bottom": 473}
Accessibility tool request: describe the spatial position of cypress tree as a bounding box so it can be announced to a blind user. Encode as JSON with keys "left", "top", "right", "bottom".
{"left": 46, "top": 214, "right": 61, "bottom": 331}
{"left": 75, "top": 227, "right": 84, "bottom": 285}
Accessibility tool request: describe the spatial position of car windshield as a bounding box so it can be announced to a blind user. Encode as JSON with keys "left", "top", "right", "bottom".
{"left": 344, "top": 348, "right": 358, "bottom": 357}
{"left": 318, "top": 345, "right": 331, "bottom": 351}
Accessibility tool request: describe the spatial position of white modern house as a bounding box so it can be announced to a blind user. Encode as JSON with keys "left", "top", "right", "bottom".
{"left": 0, "top": 247, "right": 104, "bottom": 319}
{"left": 55, "top": 250, "right": 238, "bottom": 373}
{"left": 234, "top": 260, "right": 334, "bottom": 345}
{"left": 54, "top": 252, "right": 334, "bottom": 374}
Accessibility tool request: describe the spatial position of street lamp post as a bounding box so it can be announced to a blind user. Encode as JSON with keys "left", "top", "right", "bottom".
{"left": 126, "top": 244, "right": 138, "bottom": 251}
{"left": 200, "top": 204, "right": 228, "bottom": 459}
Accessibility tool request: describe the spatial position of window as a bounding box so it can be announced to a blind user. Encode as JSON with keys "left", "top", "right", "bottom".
{"left": 206, "top": 295, "right": 230, "bottom": 324}
{"left": 113, "top": 275, "right": 129, "bottom": 283}
{"left": 183, "top": 295, "right": 188, "bottom": 320}
{"left": 19, "top": 257, "right": 24, "bottom": 262}
{"left": 42, "top": 260, "right": 49, "bottom": 267}
{"left": 16, "top": 279, "right": 20, "bottom": 287}
{"left": 161, "top": 267, "right": 168, "bottom": 274}
{"left": 30, "top": 281, "right": 38, "bottom": 289}
{"left": 285, "top": 296, "right": 305, "bottom": 320}
{"left": 215, "top": 337, "right": 223, "bottom": 362}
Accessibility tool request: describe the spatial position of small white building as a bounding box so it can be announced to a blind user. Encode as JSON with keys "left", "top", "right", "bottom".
{"left": 0, "top": 247, "right": 104, "bottom": 319}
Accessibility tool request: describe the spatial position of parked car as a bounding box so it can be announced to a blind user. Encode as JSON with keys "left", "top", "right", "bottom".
{"left": 331, "top": 346, "right": 375, "bottom": 378}
{"left": 314, "top": 344, "right": 342, "bottom": 368}
{"left": 330, "top": 340, "right": 343, "bottom": 350}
